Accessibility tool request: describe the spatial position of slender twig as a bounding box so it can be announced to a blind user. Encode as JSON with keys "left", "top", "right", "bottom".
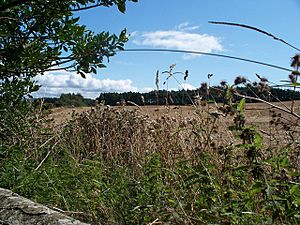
{"left": 291, "top": 65, "right": 299, "bottom": 113}
{"left": 70, "top": 3, "right": 106, "bottom": 12}
{"left": 0, "top": 17, "right": 17, "bottom": 20}
{"left": 209, "top": 21, "right": 300, "bottom": 52}
{"left": 35, "top": 139, "right": 60, "bottom": 171}
{"left": 121, "top": 49, "right": 292, "bottom": 72}
{"left": 49, "top": 206, "right": 85, "bottom": 215}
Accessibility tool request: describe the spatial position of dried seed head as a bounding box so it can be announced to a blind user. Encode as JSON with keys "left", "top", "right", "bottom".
{"left": 184, "top": 70, "right": 189, "bottom": 81}
{"left": 200, "top": 82, "right": 208, "bottom": 95}
{"left": 289, "top": 74, "right": 297, "bottom": 83}
{"left": 257, "top": 82, "right": 270, "bottom": 93}
{"left": 256, "top": 73, "right": 268, "bottom": 83}
{"left": 234, "top": 76, "right": 247, "bottom": 85}
{"left": 169, "top": 63, "right": 176, "bottom": 71}
{"left": 291, "top": 54, "right": 300, "bottom": 68}
{"left": 220, "top": 80, "right": 227, "bottom": 87}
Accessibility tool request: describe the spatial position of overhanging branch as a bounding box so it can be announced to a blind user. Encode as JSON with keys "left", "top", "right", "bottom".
{"left": 0, "top": 0, "right": 31, "bottom": 11}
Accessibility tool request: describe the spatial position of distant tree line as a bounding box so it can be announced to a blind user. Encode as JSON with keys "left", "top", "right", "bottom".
{"left": 40, "top": 87, "right": 300, "bottom": 108}
{"left": 96, "top": 87, "right": 300, "bottom": 106}
{"left": 42, "top": 93, "right": 96, "bottom": 108}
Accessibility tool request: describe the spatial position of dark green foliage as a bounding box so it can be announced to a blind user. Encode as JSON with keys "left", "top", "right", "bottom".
{"left": 0, "top": 77, "right": 40, "bottom": 147}
{"left": 42, "top": 93, "right": 96, "bottom": 108}
{"left": 0, "top": 0, "right": 137, "bottom": 77}
{"left": 0, "top": 0, "right": 138, "bottom": 143}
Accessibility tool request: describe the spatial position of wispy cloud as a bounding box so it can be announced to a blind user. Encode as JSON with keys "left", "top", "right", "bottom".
{"left": 175, "top": 22, "right": 200, "bottom": 31}
{"left": 132, "top": 23, "right": 223, "bottom": 59}
{"left": 33, "top": 71, "right": 138, "bottom": 99}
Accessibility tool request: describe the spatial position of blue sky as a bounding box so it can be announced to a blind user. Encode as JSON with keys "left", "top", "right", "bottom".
{"left": 36, "top": 0, "right": 300, "bottom": 98}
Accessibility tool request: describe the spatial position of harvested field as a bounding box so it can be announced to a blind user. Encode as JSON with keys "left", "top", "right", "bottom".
{"left": 47, "top": 101, "right": 300, "bottom": 126}
{"left": 47, "top": 101, "right": 300, "bottom": 151}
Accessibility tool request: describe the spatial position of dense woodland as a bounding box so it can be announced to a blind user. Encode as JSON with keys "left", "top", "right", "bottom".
{"left": 43, "top": 87, "right": 300, "bottom": 107}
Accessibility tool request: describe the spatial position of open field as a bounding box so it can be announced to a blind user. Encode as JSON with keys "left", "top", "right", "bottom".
{"left": 44, "top": 102, "right": 299, "bottom": 155}
{"left": 47, "top": 100, "right": 300, "bottom": 128}
{"left": 46, "top": 100, "right": 300, "bottom": 152}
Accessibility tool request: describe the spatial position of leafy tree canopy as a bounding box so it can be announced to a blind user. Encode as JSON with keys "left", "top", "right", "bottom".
{"left": 0, "top": 0, "right": 137, "bottom": 142}
{"left": 0, "top": 0, "right": 138, "bottom": 81}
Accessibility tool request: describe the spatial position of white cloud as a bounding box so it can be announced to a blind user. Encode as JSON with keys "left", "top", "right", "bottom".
{"left": 33, "top": 71, "right": 138, "bottom": 99}
{"left": 175, "top": 22, "right": 200, "bottom": 31}
{"left": 132, "top": 23, "right": 223, "bottom": 59}
{"left": 179, "top": 83, "right": 196, "bottom": 90}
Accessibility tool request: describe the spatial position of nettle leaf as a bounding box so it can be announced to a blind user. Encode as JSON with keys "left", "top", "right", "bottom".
{"left": 237, "top": 98, "right": 245, "bottom": 114}
{"left": 254, "top": 132, "right": 263, "bottom": 148}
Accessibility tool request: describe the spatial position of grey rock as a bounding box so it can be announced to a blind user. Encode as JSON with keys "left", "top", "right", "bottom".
{"left": 0, "top": 188, "right": 90, "bottom": 225}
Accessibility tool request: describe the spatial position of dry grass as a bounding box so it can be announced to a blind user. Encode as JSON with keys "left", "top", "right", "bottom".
{"left": 49, "top": 101, "right": 300, "bottom": 170}
{"left": 47, "top": 101, "right": 300, "bottom": 149}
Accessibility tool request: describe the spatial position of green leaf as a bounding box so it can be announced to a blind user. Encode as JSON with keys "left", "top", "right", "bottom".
{"left": 117, "top": 2, "right": 126, "bottom": 13}
{"left": 91, "top": 67, "right": 97, "bottom": 74}
{"left": 251, "top": 181, "right": 264, "bottom": 195}
{"left": 293, "top": 197, "right": 300, "bottom": 207}
{"left": 79, "top": 71, "right": 86, "bottom": 78}
{"left": 280, "top": 157, "right": 289, "bottom": 167}
{"left": 254, "top": 132, "right": 263, "bottom": 148}
{"left": 237, "top": 98, "right": 245, "bottom": 114}
{"left": 292, "top": 70, "right": 300, "bottom": 75}
{"left": 290, "top": 185, "right": 299, "bottom": 195}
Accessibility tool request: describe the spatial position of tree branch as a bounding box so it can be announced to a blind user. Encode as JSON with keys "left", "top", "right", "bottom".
{"left": 70, "top": 3, "right": 106, "bottom": 12}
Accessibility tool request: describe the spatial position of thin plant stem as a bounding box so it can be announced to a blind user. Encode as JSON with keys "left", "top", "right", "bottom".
{"left": 121, "top": 49, "right": 292, "bottom": 72}
{"left": 209, "top": 21, "right": 300, "bottom": 52}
